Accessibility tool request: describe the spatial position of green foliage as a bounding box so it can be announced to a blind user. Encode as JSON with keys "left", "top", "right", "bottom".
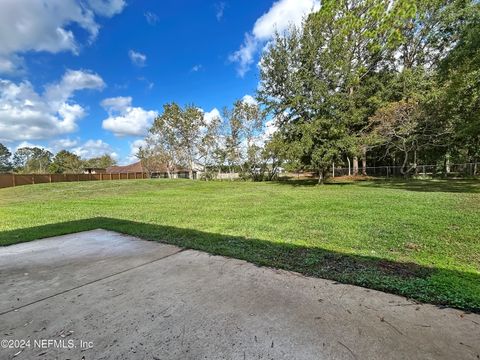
{"left": 150, "top": 102, "right": 205, "bottom": 179}
{"left": 258, "top": 0, "right": 413, "bottom": 181}
{"left": 0, "top": 143, "right": 12, "bottom": 173}
{"left": 49, "top": 150, "right": 83, "bottom": 174}
{"left": 198, "top": 112, "right": 222, "bottom": 179}
{"left": 12, "top": 147, "right": 53, "bottom": 173}
{"left": 437, "top": 3, "right": 480, "bottom": 162}
{"left": 223, "top": 99, "right": 264, "bottom": 177}
{"left": 83, "top": 154, "right": 116, "bottom": 169}
{"left": 258, "top": 0, "right": 480, "bottom": 178}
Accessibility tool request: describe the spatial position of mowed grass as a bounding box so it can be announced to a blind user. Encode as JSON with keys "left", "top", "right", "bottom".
{"left": 0, "top": 179, "right": 479, "bottom": 311}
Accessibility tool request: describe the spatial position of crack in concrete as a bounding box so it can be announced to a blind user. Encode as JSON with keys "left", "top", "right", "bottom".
{"left": 0, "top": 248, "right": 185, "bottom": 317}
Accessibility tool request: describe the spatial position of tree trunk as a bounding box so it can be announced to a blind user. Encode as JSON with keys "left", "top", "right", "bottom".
{"left": 347, "top": 157, "right": 351, "bottom": 176}
{"left": 445, "top": 154, "right": 450, "bottom": 175}
{"left": 361, "top": 146, "right": 367, "bottom": 176}
{"left": 413, "top": 149, "right": 418, "bottom": 175}
{"left": 318, "top": 168, "right": 324, "bottom": 185}
{"left": 353, "top": 157, "right": 359, "bottom": 176}
{"left": 401, "top": 151, "right": 409, "bottom": 177}
{"left": 188, "top": 158, "right": 194, "bottom": 180}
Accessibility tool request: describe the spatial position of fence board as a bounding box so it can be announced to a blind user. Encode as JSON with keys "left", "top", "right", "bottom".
{"left": 0, "top": 174, "right": 15, "bottom": 188}
{"left": 33, "top": 174, "right": 50, "bottom": 184}
{"left": 0, "top": 172, "right": 148, "bottom": 189}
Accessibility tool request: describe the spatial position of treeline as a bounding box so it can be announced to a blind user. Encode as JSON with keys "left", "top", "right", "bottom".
{"left": 0, "top": 144, "right": 116, "bottom": 174}
{"left": 140, "top": 0, "right": 479, "bottom": 183}
{"left": 138, "top": 101, "right": 277, "bottom": 180}
{"left": 258, "top": 0, "right": 480, "bottom": 182}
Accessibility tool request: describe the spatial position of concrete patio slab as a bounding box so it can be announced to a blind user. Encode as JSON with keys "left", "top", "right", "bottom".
{"left": 0, "top": 230, "right": 478, "bottom": 359}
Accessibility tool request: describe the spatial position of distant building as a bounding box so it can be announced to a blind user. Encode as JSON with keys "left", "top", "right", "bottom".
{"left": 106, "top": 161, "right": 198, "bottom": 179}
{"left": 83, "top": 167, "right": 106, "bottom": 174}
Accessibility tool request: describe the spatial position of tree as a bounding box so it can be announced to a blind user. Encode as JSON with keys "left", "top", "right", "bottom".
{"left": 149, "top": 104, "right": 181, "bottom": 178}
{"left": 223, "top": 105, "right": 243, "bottom": 177}
{"left": 223, "top": 99, "right": 263, "bottom": 179}
{"left": 258, "top": 0, "right": 412, "bottom": 183}
{"left": 13, "top": 147, "right": 53, "bottom": 173}
{"left": 0, "top": 143, "right": 12, "bottom": 173}
{"left": 367, "top": 97, "right": 442, "bottom": 176}
{"left": 49, "top": 150, "right": 83, "bottom": 173}
{"left": 176, "top": 105, "right": 205, "bottom": 179}
{"left": 150, "top": 103, "right": 204, "bottom": 179}
{"left": 198, "top": 112, "right": 222, "bottom": 180}
{"left": 136, "top": 135, "right": 171, "bottom": 177}
{"left": 436, "top": 1, "right": 480, "bottom": 167}
{"left": 84, "top": 154, "right": 116, "bottom": 169}
{"left": 262, "top": 132, "right": 284, "bottom": 181}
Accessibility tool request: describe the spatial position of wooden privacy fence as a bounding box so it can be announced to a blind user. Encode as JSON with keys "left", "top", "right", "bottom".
{"left": 0, "top": 172, "right": 148, "bottom": 189}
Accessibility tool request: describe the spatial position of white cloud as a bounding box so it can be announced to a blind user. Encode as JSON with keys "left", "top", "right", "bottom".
{"left": 50, "top": 138, "right": 79, "bottom": 151}
{"left": 229, "top": 33, "right": 258, "bottom": 78}
{"left": 45, "top": 69, "right": 105, "bottom": 106}
{"left": 129, "top": 50, "right": 147, "bottom": 67}
{"left": 215, "top": 2, "right": 226, "bottom": 21}
{"left": 72, "top": 139, "right": 118, "bottom": 160}
{"left": 203, "top": 108, "right": 221, "bottom": 125}
{"left": 144, "top": 11, "right": 159, "bottom": 25}
{"left": 87, "top": 0, "right": 126, "bottom": 17}
{"left": 14, "top": 141, "right": 52, "bottom": 153}
{"left": 101, "top": 96, "right": 157, "bottom": 137}
{"left": 0, "top": 0, "right": 126, "bottom": 74}
{"left": 191, "top": 64, "right": 203, "bottom": 72}
{"left": 101, "top": 96, "right": 132, "bottom": 113}
{"left": 0, "top": 55, "right": 25, "bottom": 75}
{"left": 230, "top": 0, "right": 319, "bottom": 77}
{"left": 242, "top": 94, "right": 257, "bottom": 105}
{"left": 263, "top": 119, "right": 278, "bottom": 139}
{"left": 0, "top": 69, "right": 104, "bottom": 142}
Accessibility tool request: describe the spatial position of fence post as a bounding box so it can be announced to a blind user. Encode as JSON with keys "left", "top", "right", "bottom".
{"left": 11, "top": 173, "right": 16, "bottom": 187}
{"left": 31, "top": 174, "right": 35, "bottom": 185}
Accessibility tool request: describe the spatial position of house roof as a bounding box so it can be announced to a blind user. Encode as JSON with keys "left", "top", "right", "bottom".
{"left": 106, "top": 161, "right": 144, "bottom": 174}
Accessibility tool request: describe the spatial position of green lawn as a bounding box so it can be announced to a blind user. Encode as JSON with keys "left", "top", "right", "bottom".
{"left": 1, "top": 179, "right": 479, "bottom": 312}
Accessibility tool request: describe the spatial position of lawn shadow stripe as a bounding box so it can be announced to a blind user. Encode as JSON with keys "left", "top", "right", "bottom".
{"left": 0, "top": 217, "right": 479, "bottom": 313}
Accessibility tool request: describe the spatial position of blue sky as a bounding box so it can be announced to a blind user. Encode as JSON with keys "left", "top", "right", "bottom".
{"left": 0, "top": 0, "right": 318, "bottom": 164}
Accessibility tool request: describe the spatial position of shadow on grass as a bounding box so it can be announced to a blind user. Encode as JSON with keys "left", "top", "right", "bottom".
{"left": 363, "top": 179, "right": 480, "bottom": 193}
{"left": 273, "top": 179, "right": 355, "bottom": 187}
{"left": 273, "top": 177, "right": 480, "bottom": 193}
{"left": 1, "top": 217, "right": 479, "bottom": 313}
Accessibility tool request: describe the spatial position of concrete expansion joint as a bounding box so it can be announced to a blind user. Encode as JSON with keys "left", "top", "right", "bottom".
{"left": 0, "top": 248, "right": 185, "bottom": 317}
